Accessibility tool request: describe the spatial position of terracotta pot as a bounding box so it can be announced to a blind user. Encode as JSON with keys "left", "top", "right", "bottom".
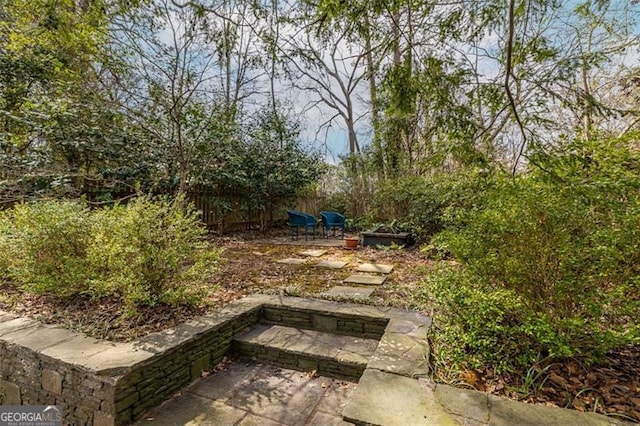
{"left": 345, "top": 237, "right": 359, "bottom": 248}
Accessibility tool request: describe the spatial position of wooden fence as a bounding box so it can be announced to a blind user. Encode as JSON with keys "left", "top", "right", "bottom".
{"left": 189, "top": 191, "right": 319, "bottom": 232}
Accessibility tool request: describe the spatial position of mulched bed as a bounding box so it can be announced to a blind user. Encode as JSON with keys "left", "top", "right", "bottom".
{"left": 460, "top": 346, "right": 640, "bottom": 423}
{"left": 0, "top": 285, "right": 210, "bottom": 341}
{"left": 0, "top": 231, "right": 430, "bottom": 341}
{"left": 0, "top": 229, "right": 638, "bottom": 422}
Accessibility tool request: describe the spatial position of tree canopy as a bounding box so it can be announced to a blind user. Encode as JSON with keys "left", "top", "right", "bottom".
{"left": 1, "top": 0, "right": 638, "bottom": 204}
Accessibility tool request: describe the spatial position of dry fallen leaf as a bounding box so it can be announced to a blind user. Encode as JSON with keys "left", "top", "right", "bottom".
{"left": 549, "top": 372, "right": 570, "bottom": 388}
{"left": 567, "top": 361, "right": 580, "bottom": 376}
{"left": 460, "top": 370, "right": 478, "bottom": 386}
{"left": 572, "top": 398, "right": 585, "bottom": 411}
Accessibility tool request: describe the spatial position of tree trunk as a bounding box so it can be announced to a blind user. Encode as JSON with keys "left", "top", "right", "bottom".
{"left": 365, "top": 12, "right": 383, "bottom": 179}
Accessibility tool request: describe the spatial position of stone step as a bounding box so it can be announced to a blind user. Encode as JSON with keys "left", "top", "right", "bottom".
{"left": 315, "top": 260, "right": 348, "bottom": 269}
{"left": 233, "top": 324, "right": 379, "bottom": 382}
{"left": 276, "top": 258, "right": 306, "bottom": 265}
{"left": 356, "top": 263, "right": 394, "bottom": 274}
{"left": 323, "top": 286, "right": 375, "bottom": 298}
{"left": 343, "top": 274, "right": 387, "bottom": 285}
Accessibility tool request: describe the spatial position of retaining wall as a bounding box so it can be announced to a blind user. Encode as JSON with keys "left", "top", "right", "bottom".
{"left": 0, "top": 296, "right": 431, "bottom": 425}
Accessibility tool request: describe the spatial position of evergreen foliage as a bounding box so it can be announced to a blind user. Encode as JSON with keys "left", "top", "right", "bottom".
{"left": 422, "top": 135, "right": 640, "bottom": 372}
{"left": 0, "top": 197, "right": 219, "bottom": 308}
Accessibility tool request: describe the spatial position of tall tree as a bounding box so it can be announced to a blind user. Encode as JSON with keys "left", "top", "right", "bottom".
{"left": 113, "top": 0, "right": 231, "bottom": 195}
{"left": 279, "top": 4, "right": 373, "bottom": 156}
{"left": 0, "top": 0, "right": 147, "bottom": 202}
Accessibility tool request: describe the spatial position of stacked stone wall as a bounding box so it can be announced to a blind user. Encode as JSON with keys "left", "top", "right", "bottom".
{"left": 0, "top": 295, "right": 427, "bottom": 425}
{"left": 0, "top": 300, "right": 263, "bottom": 425}
{"left": 0, "top": 342, "right": 116, "bottom": 425}
{"left": 113, "top": 308, "right": 260, "bottom": 424}
{"left": 261, "top": 305, "right": 388, "bottom": 339}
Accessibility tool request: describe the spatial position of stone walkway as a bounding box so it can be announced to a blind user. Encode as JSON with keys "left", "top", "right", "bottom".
{"left": 261, "top": 252, "right": 637, "bottom": 426}
{"left": 136, "top": 359, "right": 355, "bottom": 426}
{"left": 132, "top": 295, "right": 630, "bottom": 426}
{"left": 276, "top": 248, "right": 393, "bottom": 299}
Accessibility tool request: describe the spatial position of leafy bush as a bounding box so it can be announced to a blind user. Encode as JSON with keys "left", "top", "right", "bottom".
{"left": 235, "top": 104, "right": 326, "bottom": 217}
{"left": 367, "top": 169, "right": 490, "bottom": 240}
{"left": 329, "top": 151, "right": 379, "bottom": 220}
{"left": 88, "top": 196, "right": 212, "bottom": 306}
{"left": 0, "top": 213, "right": 13, "bottom": 276}
{"left": 425, "top": 137, "right": 640, "bottom": 373}
{"left": 1, "top": 201, "right": 94, "bottom": 296}
{"left": 423, "top": 267, "right": 557, "bottom": 373}
{"left": 0, "top": 196, "right": 220, "bottom": 307}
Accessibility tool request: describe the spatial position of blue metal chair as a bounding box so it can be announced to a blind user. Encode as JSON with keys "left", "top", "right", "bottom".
{"left": 320, "top": 211, "right": 345, "bottom": 238}
{"left": 287, "top": 210, "right": 317, "bottom": 240}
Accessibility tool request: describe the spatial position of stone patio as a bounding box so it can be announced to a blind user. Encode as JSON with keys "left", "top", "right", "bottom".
{"left": 136, "top": 359, "right": 355, "bottom": 426}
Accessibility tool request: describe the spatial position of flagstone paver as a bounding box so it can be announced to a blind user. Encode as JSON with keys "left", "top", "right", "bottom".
{"left": 299, "top": 249, "right": 328, "bottom": 257}
{"left": 138, "top": 361, "right": 357, "bottom": 426}
{"left": 356, "top": 263, "right": 394, "bottom": 274}
{"left": 39, "top": 335, "right": 115, "bottom": 363}
{"left": 1, "top": 325, "right": 75, "bottom": 351}
{"left": 343, "top": 369, "right": 458, "bottom": 426}
{"left": 0, "top": 317, "right": 39, "bottom": 337}
{"left": 323, "top": 286, "right": 375, "bottom": 298}
{"left": 343, "top": 274, "right": 387, "bottom": 285}
{"left": 316, "top": 260, "right": 348, "bottom": 269}
{"left": 431, "top": 382, "right": 623, "bottom": 426}
{"left": 276, "top": 258, "right": 306, "bottom": 265}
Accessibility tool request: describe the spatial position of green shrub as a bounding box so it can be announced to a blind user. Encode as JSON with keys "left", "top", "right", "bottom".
{"left": 88, "top": 196, "right": 210, "bottom": 306}
{"left": 317, "top": 192, "right": 349, "bottom": 220}
{"left": 2, "top": 201, "right": 94, "bottom": 296}
{"left": 423, "top": 267, "right": 560, "bottom": 373}
{"left": 0, "top": 212, "right": 12, "bottom": 276}
{"left": 425, "top": 137, "right": 640, "bottom": 373}
{"left": 368, "top": 169, "right": 490, "bottom": 240}
{"left": 0, "top": 196, "right": 219, "bottom": 307}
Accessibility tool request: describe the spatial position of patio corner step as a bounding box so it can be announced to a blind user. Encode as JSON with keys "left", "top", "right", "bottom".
{"left": 233, "top": 324, "right": 379, "bottom": 382}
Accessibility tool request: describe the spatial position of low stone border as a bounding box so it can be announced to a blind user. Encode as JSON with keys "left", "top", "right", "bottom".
{"left": 3, "top": 296, "right": 620, "bottom": 426}
{"left": 0, "top": 295, "right": 430, "bottom": 425}
{"left": 343, "top": 371, "right": 633, "bottom": 426}
{"left": 0, "top": 298, "right": 263, "bottom": 425}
